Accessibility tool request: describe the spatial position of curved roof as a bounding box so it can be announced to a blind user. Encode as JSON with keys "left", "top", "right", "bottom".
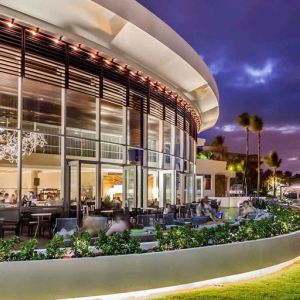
{"left": 0, "top": 0, "right": 219, "bottom": 132}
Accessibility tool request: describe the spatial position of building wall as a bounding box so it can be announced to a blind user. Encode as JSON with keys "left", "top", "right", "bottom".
{"left": 196, "top": 159, "right": 235, "bottom": 197}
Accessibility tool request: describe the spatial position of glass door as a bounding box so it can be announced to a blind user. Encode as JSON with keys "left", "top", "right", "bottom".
{"left": 123, "top": 165, "right": 137, "bottom": 210}
{"left": 184, "top": 174, "right": 194, "bottom": 204}
{"left": 66, "top": 160, "right": 81, "bottom": 222}
{"left": 66, "top": 161, "right": 100, "bottom": 223}
{"left": 195, "top": 175, "right": 204, "bottom": 202}
{"left": 159, "top": 170, "right": 175, "bottom": 207}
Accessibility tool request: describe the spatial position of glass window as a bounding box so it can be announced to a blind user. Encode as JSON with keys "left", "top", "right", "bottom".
{"left": 23, "top": 79, "right": 61, "bottom": 134}
{"left": 175, "top": 127, "right": 181, "bottom": 157}
{"left": 148, "top": 170, "right": 159, "bottom": 207}
{"left": 163, "top": 154, "right": 173, "bottom": 170}
{"left": 101, "top": 165, "right": 124, "bottom": 207}
{"left": 204, "top": 175, "right": 211, "bottom": 190}
{"left": 163, "top": 121, "right": 172, "bottom": 154}
{"left": 148, "top": 151, "right": 160, "bottom": 168}
{"left": 0, "top": 73, "right": 18, "bottom": 129}
{"left": 148, "top": 115, "right": 161, "bottom": 151}
{"left": 101, "top": 100, "right": 124, "bottom": 144}
{"left": 127, "top": 108, "right": 142, "bottom": 148}
{"left": 66, "top": 90, "right": 96, "bottom": 139}
{"left": 190, "top": 137, "right": 195, "bottom": 163}
{"left": 101, "top": 100, "right": 124, "bottom": 162}
{"left": 0, "top": 129, "right": 19, "bottom": 207}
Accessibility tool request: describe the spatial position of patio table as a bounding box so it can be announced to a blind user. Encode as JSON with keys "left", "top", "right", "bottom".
{"left": 31, "top": 213, "right": 52, "bottom": 238}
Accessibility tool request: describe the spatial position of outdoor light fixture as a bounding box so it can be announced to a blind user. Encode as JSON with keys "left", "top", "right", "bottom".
{"left": 31, "top": 28, "right": 39, "bottom": 36}
{"left": 7, "top": 19, "right": 14, "bottom": 27}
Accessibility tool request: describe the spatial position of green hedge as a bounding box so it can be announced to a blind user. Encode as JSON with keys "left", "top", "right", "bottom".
{"left": 1, "top": 205, "right": 300, "bottom": 261}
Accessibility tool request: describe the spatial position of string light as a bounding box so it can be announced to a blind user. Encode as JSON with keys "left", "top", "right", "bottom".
{"left": 19, "top": 24, "right": 202, "bottom": 130}
{"left": 7, "top": 19, "right": 14, "bottom": 28}
{"left": 31, "top": 28, "right": 39, "bottom": 36}
{"left": 54, "top": 36, "right": 63, "bottom": 44}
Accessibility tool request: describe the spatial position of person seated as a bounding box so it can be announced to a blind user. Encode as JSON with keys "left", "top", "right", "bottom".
{"left": 4, "top": 193, "right": 11, "bottom": 204}
{"left": 22, "top": 195, "right": 29, "bottom": 206}
{"left": 0, "top": 192, "right": 4, "bottom": 204}
{"left": 105, "top": 213, "right": 131, "bottom": 236}
{"left": 11, "top": 194, "right": 17, "bottom": 204}
{"left": 198, "top": 196, "right": 216, "bottom": 220}
{"left": 241, "top": 200, "right": 256, "bottom": 218}
{"left": 164, "top": 203, "right": 172, "bottom": 214}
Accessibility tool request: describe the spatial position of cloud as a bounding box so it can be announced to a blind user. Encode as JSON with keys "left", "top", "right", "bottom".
{"left": 244, "top": 59, "right": 275, "bottom": 84}
{"left": 226, "top": 58, "right": 278, "bottom": 88}
{"left": 288, "top": 157, "right": 299, "bottom": 161}
{"left": 209, "top": 58, "right": 225, "bottom": 75}
{"left": 216, "top": 124, "right": 300, "bottom": 134}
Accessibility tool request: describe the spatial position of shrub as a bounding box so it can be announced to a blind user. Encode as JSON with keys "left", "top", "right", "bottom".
{"left": 45, "top": 235, "right": 66, "bottom": 259}
{"left": 209, "top": 223, "right": 233, "bottom": 245}
{"left": 96, "top": 230, "right": 142, "bottom": 255}
{"left": 0, "top": 236, "right": 20, "bottom": 262}
{"left": 71, "top": 232, "right": 93, "bottom": 257}
{"left": 155, "top": 224, "right": 201, "bottom": 251}
{"left": 13, "top": 239, "right": 40, "bottom": 261}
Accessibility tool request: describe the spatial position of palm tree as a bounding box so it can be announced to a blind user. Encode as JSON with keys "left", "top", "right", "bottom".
{"left": 237, "top": 112, "right": 250, "bottom": 195}
{"left": 250, "top": 115, "right": 263, "bottom": 197}
{"left": 211, "top": 135, "right": 226, "bottom": 160}
{"left": 264, "top": 150, "right": 282, "bottom": 198}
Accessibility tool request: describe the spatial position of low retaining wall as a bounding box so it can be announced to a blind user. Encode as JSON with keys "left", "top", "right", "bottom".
{"left": 1, "top": 230, "right": 300, "bottom": 300}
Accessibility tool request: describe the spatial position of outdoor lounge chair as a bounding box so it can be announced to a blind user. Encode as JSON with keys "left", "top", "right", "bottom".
{"left": 191, "top": 216, "right": 209, "bottom": 227}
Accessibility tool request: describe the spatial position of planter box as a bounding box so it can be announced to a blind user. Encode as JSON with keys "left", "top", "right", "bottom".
{"left": 1, "top": 230, "right": 300, "bottom": 299}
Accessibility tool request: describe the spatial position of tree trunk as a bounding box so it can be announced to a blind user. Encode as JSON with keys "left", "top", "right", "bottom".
{"left": 273, "top": 168, "right": 276, "bottom": 198}
{"left": 242, "top": 128, "right": 249, "bottom": 196}
{"left": 257, "top": 132, "right": 261, "bottom": 198}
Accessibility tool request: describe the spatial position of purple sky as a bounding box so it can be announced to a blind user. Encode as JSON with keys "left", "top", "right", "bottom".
{"left": 138, "top": 0, "right": 300, "bottom": 173}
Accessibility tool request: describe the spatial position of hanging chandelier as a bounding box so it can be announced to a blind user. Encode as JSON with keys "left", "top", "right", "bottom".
{"left": 0, "top": 129, "right": 47, "bottom": 163}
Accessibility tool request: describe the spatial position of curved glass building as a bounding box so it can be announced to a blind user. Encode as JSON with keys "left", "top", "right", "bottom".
{"left": 0, "top": 0, "right": 219, "bottom": 215}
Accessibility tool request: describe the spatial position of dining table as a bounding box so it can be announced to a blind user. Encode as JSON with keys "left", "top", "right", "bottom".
{"left": 31, "top": 212, "right": 52, "bottom": 238}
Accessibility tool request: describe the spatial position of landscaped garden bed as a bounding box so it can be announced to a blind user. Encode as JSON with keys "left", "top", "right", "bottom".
{"left": 1, "top": 205, "right": 300, "bottom": 261}
{"left": 1, "top": 204, "right": 300, "bottom": 300}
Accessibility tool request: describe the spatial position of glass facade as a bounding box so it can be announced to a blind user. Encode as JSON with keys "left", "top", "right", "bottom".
{"left": 0, "top": 21, "right": 198, "bottom": 214}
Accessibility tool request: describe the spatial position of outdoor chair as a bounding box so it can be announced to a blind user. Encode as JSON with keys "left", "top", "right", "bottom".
{"left": 136, "top": 214, "right": 156, "bottom": 227}
{"left": 163, "top": 213, "right": 175, "bottom": 225}
{"left": 1, "top": 209, "right": 20, "bottom": 237}
{"left": 20, "top": 212, "right": 38, "bottom": 236}
{"left": 191, "top": 216, "right": 209, "bottom": 227}
{"left": 246, "top": 212, "right": 257, "bottom": 220}
{"left": 53, "top": 218, "right": 79, "bottom": 238}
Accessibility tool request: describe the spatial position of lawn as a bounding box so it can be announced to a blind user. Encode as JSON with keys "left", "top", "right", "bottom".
{"left": 156, "top": 261, "right": 300, "bottom": 300}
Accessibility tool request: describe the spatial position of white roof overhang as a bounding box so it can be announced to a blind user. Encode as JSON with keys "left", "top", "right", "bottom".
{"left": 0, "top": 0, "right": 219, "bottom": 132}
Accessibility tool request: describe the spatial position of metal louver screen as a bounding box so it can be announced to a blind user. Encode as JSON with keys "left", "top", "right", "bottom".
{"left": 103, "top": 78, "right": 126, "bottom": 106}
{"left": 25, "top": 53, "right": 65, "bottom": 87}
{"left": 69, "top": 67, "right": 99, "bottom": 97}
{"left": 129, "top": 89, "right": 145, "bottom": 112}
{"left": 0, "top": 43, "right": 21, "bottom": 76}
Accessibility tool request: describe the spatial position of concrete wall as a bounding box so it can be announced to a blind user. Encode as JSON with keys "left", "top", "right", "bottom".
{"left": 196, "top": 159, "right": 235, "bottom": 197}
{"left": 0, "top": 230, "right": 300, "bottom": 299}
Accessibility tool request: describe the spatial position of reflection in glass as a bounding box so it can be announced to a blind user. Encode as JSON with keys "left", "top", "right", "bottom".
{"left": 148, "top": 170, "right": 159, "bottom": 207}
{"left": 163, "top": 121, "right": 172, "bottom": 154}
{"left": 23, "top": 79, "right": 61, "bottom": 134}
{"left": 148, "top": 115, "right": 160, "bottom": 151}
{"left": 66, "top": 90, "right": 96, "bottom": 139}
{"left": 127, "top": 108, "right": 142, "bottom": 148}
{"left": 0, "top": 73, "right": 18, "bottom": 128}
{"left": 175, "top": 127, "right": 181, "bottom": 157}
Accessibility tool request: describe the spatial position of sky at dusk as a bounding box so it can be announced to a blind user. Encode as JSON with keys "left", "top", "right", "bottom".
{"left": 138, "top": 0, "right": 300, "bottom": 173}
